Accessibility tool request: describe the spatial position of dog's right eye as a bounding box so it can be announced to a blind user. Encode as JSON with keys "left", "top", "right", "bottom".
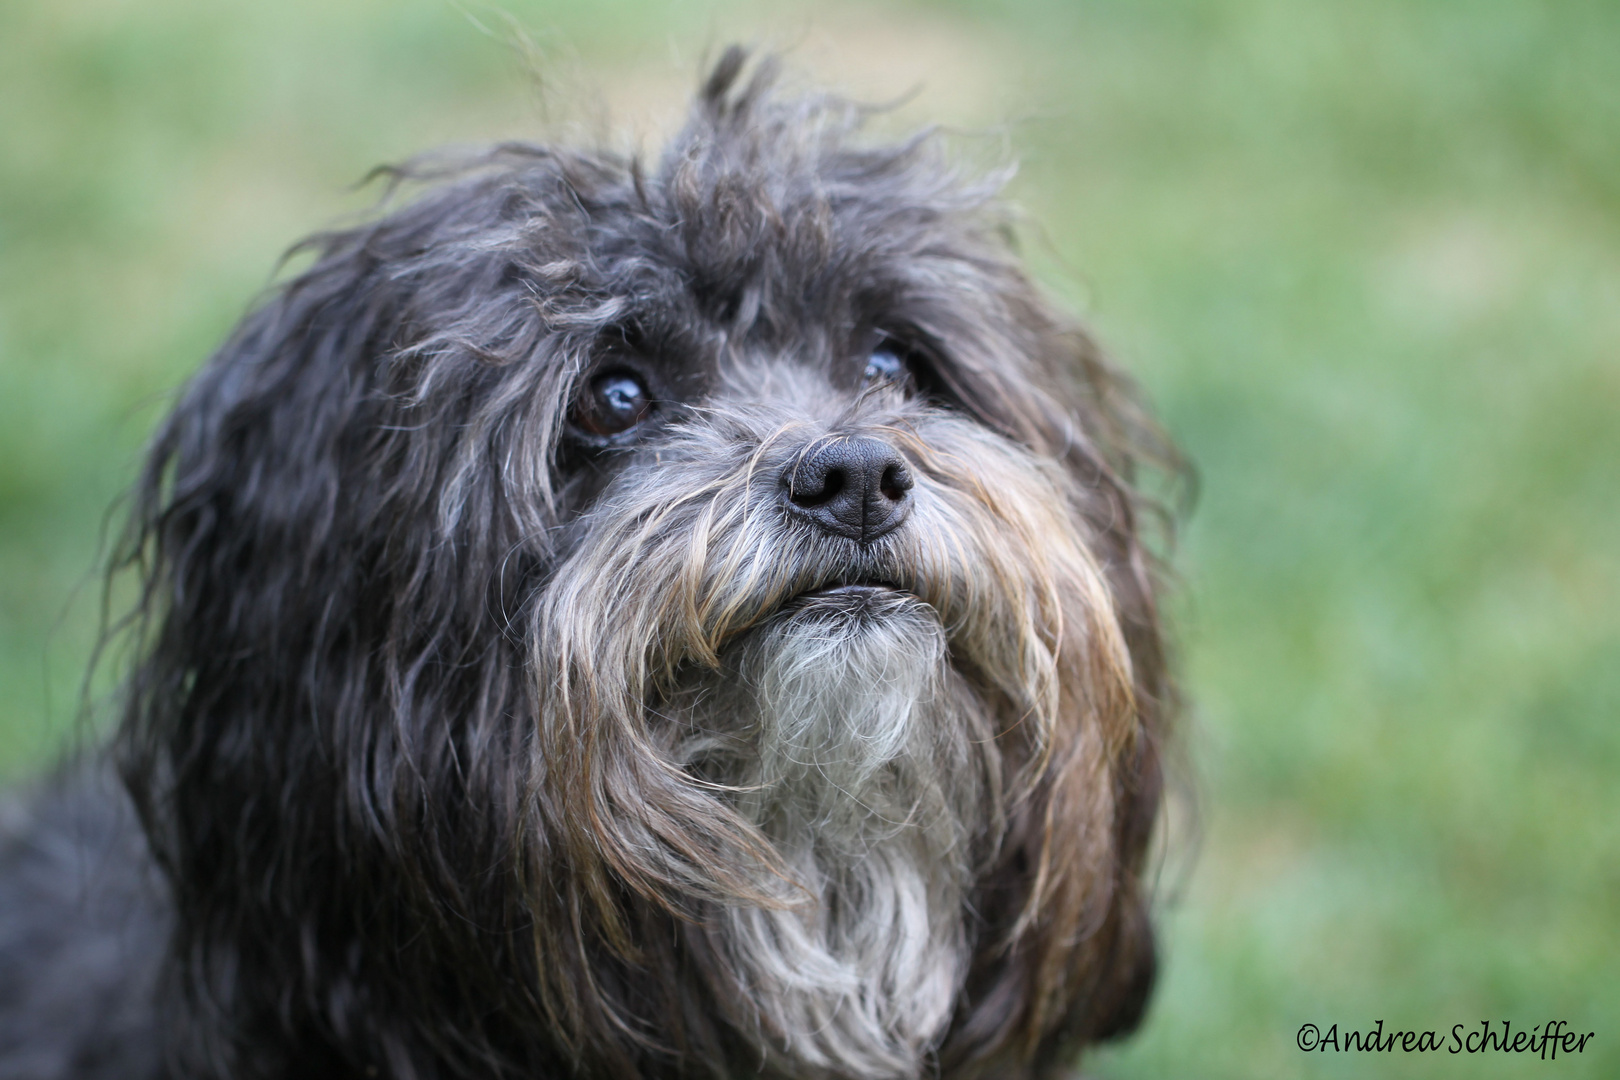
{"left": 574, "top": 370, "right": 653, "bottom": 437}
{"left": 862, "top": 334, "right": 941, "bottom": 398}
{"left": 863, "top": 344, "right": 907, "bottom": 386}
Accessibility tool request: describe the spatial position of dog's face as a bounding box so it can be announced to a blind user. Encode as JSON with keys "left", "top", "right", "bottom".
{"left": 120, "top": 52, "right": 1173, "bottom": 1080}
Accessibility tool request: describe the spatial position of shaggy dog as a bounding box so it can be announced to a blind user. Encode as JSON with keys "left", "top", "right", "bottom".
{"left": 0, "top": 49, "right": 1178, "bottom": 1080}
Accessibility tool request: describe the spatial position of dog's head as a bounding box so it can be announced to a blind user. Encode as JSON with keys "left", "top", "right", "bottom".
{"left": 117, "top": 50, "right": 1178, "bottom": 1080}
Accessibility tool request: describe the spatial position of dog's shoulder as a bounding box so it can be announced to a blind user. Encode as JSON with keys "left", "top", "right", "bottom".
{"left": 0, "top": 764, "right": 168, "bottom": 1080}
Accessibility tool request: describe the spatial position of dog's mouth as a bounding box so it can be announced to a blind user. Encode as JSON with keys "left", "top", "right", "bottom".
{"left": 802, "top": 581, "right": 905, "bottom": 599}
{"left": 786, "top": 580, "right": 916, "bottom": 618}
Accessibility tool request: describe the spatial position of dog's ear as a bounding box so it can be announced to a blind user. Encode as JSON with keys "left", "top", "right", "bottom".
{"left": 1028, "top": 309, "right": 1178, "bottom": 1053}
{"left": 116, "top": 153, "right": 632, "bottom": 828}
{"left": 929, "top": 286, "right": 1179, "bottom": 1065}
{"left": 110, "top": 165, "right": 604, "bottom": 1073}
{"left": 118, "top": 216, "right": 406, "bottom": 845}
{"left": 113, "top": 221, "right": 410, "bottom": 1071}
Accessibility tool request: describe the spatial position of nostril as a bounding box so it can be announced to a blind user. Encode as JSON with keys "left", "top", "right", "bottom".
{"left": 791, "top": 466, "right": 846, "bottom": 507}
{"left": 879, "top": 463, "right": 912, "bottom": 502}
{"left": 820, "top": 468, "right": 847, "bottom": 503}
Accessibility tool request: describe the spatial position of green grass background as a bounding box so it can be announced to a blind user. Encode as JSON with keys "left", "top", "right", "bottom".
{"left": 2, "top": 0, "right": 1615, "bottom": 1076}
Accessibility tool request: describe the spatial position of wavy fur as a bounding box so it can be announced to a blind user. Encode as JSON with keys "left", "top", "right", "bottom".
{"left": 0, "top": 48, "right": 1180, "bottom": 1080}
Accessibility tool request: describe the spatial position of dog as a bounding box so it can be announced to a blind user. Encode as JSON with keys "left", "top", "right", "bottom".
{"left": 0, "top": 49, "right": 1179, "bottom": 1080}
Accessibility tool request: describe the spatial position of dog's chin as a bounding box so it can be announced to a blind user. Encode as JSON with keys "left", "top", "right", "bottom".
{"left": 752, "top": 583, "right": 944, "bottom": 714}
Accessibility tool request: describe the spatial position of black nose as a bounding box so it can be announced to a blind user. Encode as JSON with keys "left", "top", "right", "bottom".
{"left": 782, "top": 437, "right": 914, "bottom": 542}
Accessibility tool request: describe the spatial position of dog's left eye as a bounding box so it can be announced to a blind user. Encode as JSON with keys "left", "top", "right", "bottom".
{"left": 575, "top": 370, "right": 653, "bottom": 437}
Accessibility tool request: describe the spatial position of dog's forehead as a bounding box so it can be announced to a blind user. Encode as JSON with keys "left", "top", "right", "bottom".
{"left": 552, "top": 128, "right": 1008, "bottom": 382}
{"left": 468, "top": 96, "right": 1071, "bottom": 463}
{"left": 709, "top": 349, "right": 851, "bottom": 406}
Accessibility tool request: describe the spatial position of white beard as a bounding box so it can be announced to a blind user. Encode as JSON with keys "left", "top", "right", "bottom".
{"left": 679, "top": 588, "right": 996, "bottom": 1079}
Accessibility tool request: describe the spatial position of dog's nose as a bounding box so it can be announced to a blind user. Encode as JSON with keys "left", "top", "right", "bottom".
{"left": 782, "top": 437, "right": 914, "bottom": 542}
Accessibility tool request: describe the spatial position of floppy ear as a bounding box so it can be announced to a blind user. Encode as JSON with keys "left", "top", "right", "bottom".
{"left": 931, "top": 277, "right": 1180, "bottom": 1068}
{"left": 109, "top": 162, "right": 600, "bottom": 1074}
{"left": 1023, "top": 306, "right": 1180, "bottom": 1051}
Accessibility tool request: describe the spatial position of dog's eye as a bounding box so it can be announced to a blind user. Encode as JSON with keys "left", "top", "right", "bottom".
{"left": 863, "top": 342, "right": 908, "bottom": 387}
{"left": 575, "top": 370, "right": 653, "bottom": 437}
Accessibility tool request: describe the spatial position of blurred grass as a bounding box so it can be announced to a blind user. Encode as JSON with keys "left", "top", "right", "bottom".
{"left": 2, "top": 0, "right": 1616, "bottom": 1076}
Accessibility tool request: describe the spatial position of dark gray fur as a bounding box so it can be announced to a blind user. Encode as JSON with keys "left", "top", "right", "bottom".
{"left": 0, "top": 769, "right": 166, "bottom": 1079}
{"left": 0, "top": 50, "right": 1178, "bottom": 1080}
